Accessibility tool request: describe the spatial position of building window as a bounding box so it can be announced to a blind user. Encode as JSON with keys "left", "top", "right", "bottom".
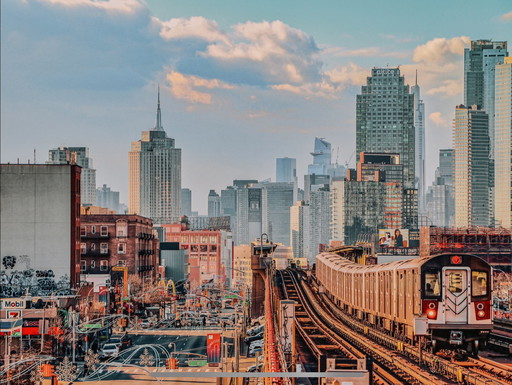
{"left": 80, "top": 260, "right": 87, "bottom": 272}
{"left": 80, "top": 243, "right": 86, "bottom": 255}
{"left": 100, "top": 243, "right": 108, "bottom": 254}
{"left": 91, "top": 243, "right": 96, "bottom": 251}
{"left": 80, "top": 226, "right": 87, "bottom": 236}
{"left": 90, "top": 260, "right": 96, "bottom": 269}
{"left": 100, "top": 260, "right": 109, "bottom": 271}
{"left": 100, "top": 226, "right": 108, "bottom": 236}
{"left": 118, "top": 260, "right": 127, "bottom": 267}
{"left": 116, "top": 220, "right": 128, "bottom": 237}
{"left": 118, "top": 243, "right": 126, "bottom": 254}
{"left": 91, "top": 226, "right": 96, "bottom": 234}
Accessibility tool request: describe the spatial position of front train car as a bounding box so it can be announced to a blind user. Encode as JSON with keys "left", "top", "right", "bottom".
{"left": 421, "top": 253, "right": 492, "bottom": 353}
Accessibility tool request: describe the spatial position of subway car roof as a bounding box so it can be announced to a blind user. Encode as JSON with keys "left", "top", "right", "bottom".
{"left": 316, "top": 252, "right": 489, "bottom": 273}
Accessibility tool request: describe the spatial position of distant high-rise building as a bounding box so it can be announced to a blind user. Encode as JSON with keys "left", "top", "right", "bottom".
{"left": 309, "top": 185, "right": 331, "bottom": 255}
{"left": 303, "top": 174, "right": 330, "bottom": 203}
{"left": 235, "top": 187, "right": 262, "bottom": 246}
{"left": 411, "top": 72, "right": 426, "bottom": 214}
{"left": 356, "top": 67, "right": 415, "bottom": 188}
{"left": 465, "top": 40, "right": 508, "bottom": 154}
{"left": 47, "top": 146, "right": 96, "bottom": 206}
{"left": 453, "top": 105, "right": 490, "bottom": 227}
{"left": 308, "top": 137, "right": 331, "bottom": 175}
{"left": 208, "top": 189, "right": 221, "bottom": 217}
{"left": 258, "top": 182, "right": 295, "bottom": 246}
{"left": 181, "top": 188, "right": 192, "bottom": 217}
{"left": 129, "top": 88, "right": 181, "bottom": 222}
{"left": 221, "top": 186, "right": 237, "bottom": 234}
{"left": 276, "top": 157, "right": 297, "bottom": 183}
{"left": 494, "top": 57, "right": 512, "bottom": 229}
{"left": 290, "top": 201, "right": 311, "bottom": 262}
{"left": 95, "top": 184, "right": 120, "bottom": 212}
{"left": 426, "top": 149, "right": 455, "bottom": 227}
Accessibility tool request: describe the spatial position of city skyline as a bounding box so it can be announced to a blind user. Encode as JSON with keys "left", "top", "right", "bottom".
{"left": 2, "top": 0, "right": 511, "bottom": 214}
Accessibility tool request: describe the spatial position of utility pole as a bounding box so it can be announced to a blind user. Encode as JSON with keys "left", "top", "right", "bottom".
{"left": 72, "top": 310, "right": 76, "bottom": 363}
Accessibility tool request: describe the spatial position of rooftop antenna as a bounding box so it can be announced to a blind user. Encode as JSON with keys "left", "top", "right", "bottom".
{"left": 34, "top": 148, "right": 36, "bottom": 164}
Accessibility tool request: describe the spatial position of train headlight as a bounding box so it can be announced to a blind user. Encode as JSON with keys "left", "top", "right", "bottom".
{"left": 427, "top": 309, "right": 437, "bottom": 319}
{"left": 474, "top": 301, "right": 490, "bottom": 320}
{"left": 477, "top": 310, "right": 486, "bottom": 318}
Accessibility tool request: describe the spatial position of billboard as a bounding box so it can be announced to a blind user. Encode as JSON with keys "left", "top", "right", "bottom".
{"left": 378, "top": 229, "right": 409, "bottom": 248}
{"left": 206, "top": 333, "right": 221, "bottom": 366}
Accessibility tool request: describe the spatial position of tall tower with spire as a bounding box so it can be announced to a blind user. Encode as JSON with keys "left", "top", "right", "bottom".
{"left": 129, "top": 88, "right": 181, "bottom": 222}
{"left": 411, "top": 71, "right": 426, "bottom": 215}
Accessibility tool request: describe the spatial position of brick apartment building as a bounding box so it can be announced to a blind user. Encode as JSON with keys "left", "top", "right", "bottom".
{"left": 80, "top": 214, "right": 159, "bottom": 287}
{"left": 160, "top": 223, "right": 232, "bottom": 290}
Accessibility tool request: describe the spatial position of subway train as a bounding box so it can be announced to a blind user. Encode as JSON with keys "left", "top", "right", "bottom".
{"left": 315, "top": 252, "right": 493, "bottom": 354}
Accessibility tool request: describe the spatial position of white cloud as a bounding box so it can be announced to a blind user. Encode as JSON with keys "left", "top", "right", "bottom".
{"left": 429, "top": 112, "right": 449, "bottom": 127}
{"left": 38, "top": 0, "right": 144, "bottom": 14}
{"left": 167, "top": 71, "right": 234, "bottom": 104}
{"left": 327, "top": 63, "right": 368, "bottom": 86}
{"left": 156, "top": 16, "right": 228, "bottom": 43}
{"left": 500, "top": 11, "right": 512, "bottom": 21}
{"left": 412, "top": 36, "right": 470, "bottom": 65}
{"left": 323, "top": 46, "right": 408, "bottom": 59}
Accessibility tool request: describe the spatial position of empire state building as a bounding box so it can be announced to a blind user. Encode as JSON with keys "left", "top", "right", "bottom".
{"left": 129, "top": 88, "right": 181, "bottom": 222}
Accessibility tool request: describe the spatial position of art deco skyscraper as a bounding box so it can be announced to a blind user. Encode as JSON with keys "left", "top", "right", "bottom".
{"left": 494, "top": 57, "right": 512, "bottom": 229}
{"left": 356, "top": 67, "right": 415, "bottom": 188}
{"left": 129, "top": 88, "right": 181, "bottom": 222}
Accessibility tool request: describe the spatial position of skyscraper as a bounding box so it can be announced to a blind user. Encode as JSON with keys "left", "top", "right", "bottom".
{"left": 308, "top": 137, "right": 331, "bottom": 175}
{"left": 356, "top": 67, "right": 415, "bottom": 188}
{"left": 47, "top": 146, "right": 96, "bottom": 206}
{"left": 208, "top": 189, "right": 221, "bottom": 217}
{"left": 129, "top": 88, "right": 181, "bottom": 222}
{"left": 494, "top": 57, "right": 512, "bottom": 229}
{"left": 290, "top": 201, "right": 311, "bottom": 261}
{"left": 411, "top": 72, "right": 426, "bottom": 213}
{"left": 181, "top": 188, "right": 192, "bottom": 217}
{"left": 464, "top": 40, "right": 508, "bottom": 156}
{"left": 95, "top": 184, "right": 120, "bottom": 213}
{"left": 276, "top": 157, "right": 297, "bottom": 183}
{"left": 258, "top": 182, "right": 295, "bottom": 246}
{"left": 426, "top": 149, "right": 455, "bottom": 227}
{"left": 453, "top": 105, "right": 490, "bottom": 227}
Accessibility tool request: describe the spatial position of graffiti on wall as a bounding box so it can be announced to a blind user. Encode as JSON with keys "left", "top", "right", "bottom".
{"left": 1, "top": 255, "right": 71, "bottom": 297}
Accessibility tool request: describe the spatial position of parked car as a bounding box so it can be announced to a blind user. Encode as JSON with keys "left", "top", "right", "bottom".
{"left": 247, "top": 325, "right": 264, "bottom": 336}
{"left": 109, "top": 333, "right": 132, "bottom": 349}
{"left": 140, "top": 319, "right": 151, "bottom": 328}
{"left": 248, "top": 347, "right": 263, "bottom": 357}
{"left": 100, "top": 343, "right": 119, "bottom": 358}
{"left": 244, "top": 332, "right": 263, "bottom": 344}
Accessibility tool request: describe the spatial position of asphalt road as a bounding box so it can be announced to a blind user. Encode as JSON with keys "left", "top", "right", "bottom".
{"left": 79, "top": 331, "right": 233, "bottom": 384}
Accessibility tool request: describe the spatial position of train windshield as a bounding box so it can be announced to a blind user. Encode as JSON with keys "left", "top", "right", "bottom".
{"left": 447, "top": 272, "right": 464, "bottom": 293}
{"left": 471, "top": 271, "right": 488, "bottom": 297}
{"left": 425, "top": 271, "right": 440, "bottom": 296}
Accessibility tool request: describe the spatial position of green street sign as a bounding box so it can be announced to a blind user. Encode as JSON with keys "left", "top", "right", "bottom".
{"left": 188, "top": 360, "right": 208, "bottom": 367}
{"left": 83, "top": 323, "right": 102, "bottom": 329}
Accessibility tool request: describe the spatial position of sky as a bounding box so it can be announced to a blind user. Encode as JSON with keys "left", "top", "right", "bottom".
{"left": 2, "top": 0, "right": 511, "bottom": 214}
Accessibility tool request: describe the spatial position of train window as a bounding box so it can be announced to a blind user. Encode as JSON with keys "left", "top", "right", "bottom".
{"left": 448, "top": 272, "right": 463, "bottom": 293}
{"left": 472, "top": 271, "right": 488, "bottom": 297}
{"left": 425, "top": 272, "right": 440, "bottom": 296}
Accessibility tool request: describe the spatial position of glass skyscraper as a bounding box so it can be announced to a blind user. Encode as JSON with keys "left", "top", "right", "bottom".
{"left": 356, "top": 67, "right": 415, "bottom": 188}
{"left": 494, "top": 57, "right": 512, "bottom": 229}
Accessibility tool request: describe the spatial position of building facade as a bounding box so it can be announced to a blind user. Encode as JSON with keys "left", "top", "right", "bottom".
{"left": 208, "top": 189, "right": 221, "bottom": 218}
{"left": 276, "top": 157, "right": 297, "bottom": 184}
{"left": 411, "top": 74, "right": 426, "bottom": 213}
{"left": 356, "top": 67, "right": 416, "bottom": 188}
{"left": 80, "top": 214, "right": 159, "bottom": 287}
{"left": 129, "top": 90, "right": 181, "bottom": 222}
{"left": 453, "top": 105, "right": 490, "bottom": 227}
{"left": 161, "top": 223, "right": 233, "bottom": 290}
{"left": 47, "top": 146, "right": 96, "bottom": 206}
{"left": 426, "top": 149, "right": 455, "bottom": 227}
{"left": 0, "top": 164, "right": 81, "bottom": 294}
{"left": 495, "top": 57, "right": 512, "bottom": 229}
{"left": 181, "top": 188, "right": 192, "bottom": 217}
{"left": 259, "top": 182, "right": 295, "bottom": 246}
{"left": 95, "top": 184, "right": 120, "bottom": 213}
{"left": 290, "top": 201, "right": 311, "bottom": 262}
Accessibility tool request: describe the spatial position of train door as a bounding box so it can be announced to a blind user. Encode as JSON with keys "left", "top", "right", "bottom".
{"left": 442, "top": 267, "right": 469, "bottom": 323}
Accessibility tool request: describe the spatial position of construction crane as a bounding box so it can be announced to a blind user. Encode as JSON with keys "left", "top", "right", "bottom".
{"left": 345, "top": 151, "right": 355, "bottom": 169}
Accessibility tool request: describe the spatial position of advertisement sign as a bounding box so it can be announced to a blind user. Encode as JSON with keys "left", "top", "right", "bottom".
{"left": 378, "top": 229, "right": 409, "bottom": 248}
{"left": 1, "top": 298, "right": 26, "bottom": 309}
{"left": 7, "top": 310, "right": 21, "bottom": 319}
{"left": 206, "top": 333, "right": 221, "bottom": 366}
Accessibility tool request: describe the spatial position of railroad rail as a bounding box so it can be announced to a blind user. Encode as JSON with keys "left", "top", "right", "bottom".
{"left": 307, "top": 270, "right": 509, "bottom": 385}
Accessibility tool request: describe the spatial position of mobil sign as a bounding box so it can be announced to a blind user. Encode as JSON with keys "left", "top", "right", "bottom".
{"left": 1, "top": 298, "right": 26, "bottom": 309}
